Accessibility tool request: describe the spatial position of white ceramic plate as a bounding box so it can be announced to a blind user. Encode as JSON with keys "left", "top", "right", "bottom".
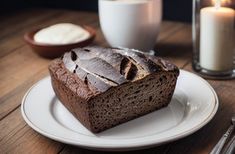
{"left": 21, "top": 70, "right": 218, "bottom": 151}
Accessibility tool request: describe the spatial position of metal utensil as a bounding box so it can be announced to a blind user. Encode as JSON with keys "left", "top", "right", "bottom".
{"left": 210, "top": 115, "right": 235, "bottom": 154}
{"left": 222, "top": 135, "right": 235, "bottom": 154}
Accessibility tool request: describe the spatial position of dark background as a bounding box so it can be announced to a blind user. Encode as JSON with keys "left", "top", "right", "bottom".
{"left": 1, "top": 0, "right": 192, "bottom": 22}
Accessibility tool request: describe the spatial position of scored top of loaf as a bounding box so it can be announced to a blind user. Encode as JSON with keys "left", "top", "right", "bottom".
{"left": 62, "top": 46, "right": 179, "bottom": 93}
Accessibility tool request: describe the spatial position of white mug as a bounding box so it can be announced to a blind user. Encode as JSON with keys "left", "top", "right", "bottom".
{"left": 99, "top": 0, "right": 162, "bottom": 51}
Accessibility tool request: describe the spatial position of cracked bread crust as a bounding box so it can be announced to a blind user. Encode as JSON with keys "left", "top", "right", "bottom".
{"left": 61, "top": 46, "right": 178, "bottom": 94}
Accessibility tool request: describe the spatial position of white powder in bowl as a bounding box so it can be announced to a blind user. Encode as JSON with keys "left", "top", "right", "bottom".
{"left": 34, "top": 23, "right": 90, "bottom": 45}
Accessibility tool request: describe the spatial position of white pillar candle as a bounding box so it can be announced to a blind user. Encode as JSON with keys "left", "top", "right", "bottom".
{"left": 200, "top": 6, "right": 234, "bottom": 71}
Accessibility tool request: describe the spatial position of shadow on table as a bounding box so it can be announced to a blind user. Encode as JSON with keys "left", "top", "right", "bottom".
{"left": 60, "top": 143, "right": 170, "bottom": 154}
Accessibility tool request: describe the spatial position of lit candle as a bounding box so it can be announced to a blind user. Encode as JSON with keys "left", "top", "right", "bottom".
{"left": 200, "top": 0, "right": 234, "bottom": 71}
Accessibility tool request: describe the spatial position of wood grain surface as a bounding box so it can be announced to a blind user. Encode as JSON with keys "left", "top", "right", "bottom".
{"left": 0, "top": 9, "right": 234, "bottom": 154}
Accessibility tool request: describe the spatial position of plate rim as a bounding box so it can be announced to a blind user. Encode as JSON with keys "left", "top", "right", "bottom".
{"left": 21, "top": 69, "right": 219, "bottom": 150}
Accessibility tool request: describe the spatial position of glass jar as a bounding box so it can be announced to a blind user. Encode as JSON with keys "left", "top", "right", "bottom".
{"left": 192, "top": 0, "right": 235, "bottom": 79}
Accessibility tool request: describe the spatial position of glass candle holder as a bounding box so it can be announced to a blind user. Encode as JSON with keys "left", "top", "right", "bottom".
{"left": 192, "top": 0, "right": 235, "bottom": 79}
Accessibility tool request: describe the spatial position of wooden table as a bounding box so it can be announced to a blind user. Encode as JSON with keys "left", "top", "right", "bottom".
{"left": 0, "top": 8, "right": 234, "bottom": 154}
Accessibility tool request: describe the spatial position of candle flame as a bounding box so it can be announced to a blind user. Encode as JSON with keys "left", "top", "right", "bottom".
{"left": 212, "top": 0, "right": 232, "bottom": 7}
{"left": 215, "top": 0, "right": 221, "bottom": 9}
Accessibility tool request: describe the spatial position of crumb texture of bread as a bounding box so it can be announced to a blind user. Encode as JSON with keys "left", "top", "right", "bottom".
{"left": 49, "top": 46, "right": 179, "bottom": 133}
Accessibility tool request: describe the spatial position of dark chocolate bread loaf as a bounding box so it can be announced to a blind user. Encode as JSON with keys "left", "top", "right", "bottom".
{"left": 49, "top": 46, "right": 179, "bottom": 133}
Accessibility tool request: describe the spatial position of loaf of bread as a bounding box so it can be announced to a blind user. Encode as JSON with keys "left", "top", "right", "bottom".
{"left": 49, "top": 46, "right": 179, "bottom": 133}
